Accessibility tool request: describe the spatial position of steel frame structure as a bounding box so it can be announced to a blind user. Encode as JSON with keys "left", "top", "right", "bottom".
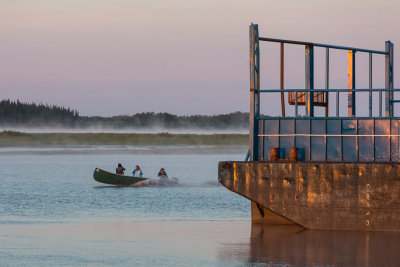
{"left": 249, "top": 23, "right": 396, "bottom": 161}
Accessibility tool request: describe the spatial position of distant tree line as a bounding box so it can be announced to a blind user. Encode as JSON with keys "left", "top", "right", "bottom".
{"left": 79, "top": 111, "right": 249, "bottom": 129}
{"left": 0, "top": 99, "right": 79, "bottom": 126}
{"left": 0, "top": 99, "right": 249, "bottom": 129}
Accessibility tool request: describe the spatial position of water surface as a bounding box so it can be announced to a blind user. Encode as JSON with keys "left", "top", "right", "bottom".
{"left": 1, "top": 146, "right": 400, "bottom": 266}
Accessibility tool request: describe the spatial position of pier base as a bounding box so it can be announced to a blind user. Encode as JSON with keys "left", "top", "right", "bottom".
{"left": 219, "top": 161, "right": 400, "bottom": 231}
{"left": 251, "top": 201, "right": 295, "bottom": 225}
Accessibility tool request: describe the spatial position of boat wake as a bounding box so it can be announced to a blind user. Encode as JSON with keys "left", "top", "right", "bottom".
{"left": 132, "top": 177, "right": 179, "bottom": 187}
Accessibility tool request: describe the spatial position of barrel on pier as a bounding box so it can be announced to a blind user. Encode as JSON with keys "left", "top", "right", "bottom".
{"left": 270, "top": 148, "right": 279, "bottom": 161}
{"left": 290, "top": 147, "right": 298, "bottom": 161}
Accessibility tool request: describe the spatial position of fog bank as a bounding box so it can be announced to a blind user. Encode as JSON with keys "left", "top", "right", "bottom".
{"left": 0, "top": 126, "right": 248, "bottom": 135}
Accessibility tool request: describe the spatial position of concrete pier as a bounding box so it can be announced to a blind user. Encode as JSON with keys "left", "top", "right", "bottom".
{"left": 219, "top": 161, "right": 400, "bottom": 231}
{"left": 222, "top": 24, "right": 400, "bottom": 232}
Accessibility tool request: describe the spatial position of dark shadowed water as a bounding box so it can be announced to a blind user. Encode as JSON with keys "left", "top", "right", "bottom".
{"left": 1, "top": 146, "right": 400, "bottom": 266}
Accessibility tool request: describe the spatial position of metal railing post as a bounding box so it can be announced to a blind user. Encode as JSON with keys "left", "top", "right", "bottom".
{"left": 348, "top": 50, "right": 356, "bottom": 117}
{"left": 369, "top": 53, "right": 373, "bottom": 117}
{"left": 385, "top": 41, "right": 394, "bottom": 117}
{"left": 325, "top": 48, "right": 329, "bottom": 117}
{"left": 249, "top": 23, "right": 260, "bottom": 161}
{"left": 379, "top": 90, "right": 382, "bottom": 117}
{"left": 336, "top": 90, "right": 339, "bottom": 117}
{"left": 280, "top": 42, "right": 285, "bottom": 117}
{"left": 305, "top": 45, "right": 314, "bottom": 117}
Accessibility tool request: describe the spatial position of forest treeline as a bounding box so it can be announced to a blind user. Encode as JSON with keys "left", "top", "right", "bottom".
{"left": 0, "top": 99, "right": 79, "bottom": 126}
{"left": 0, "top": 99, "right": 249, "bottom": 129}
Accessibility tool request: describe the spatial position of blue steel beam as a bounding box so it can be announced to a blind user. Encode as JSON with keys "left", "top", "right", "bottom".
{"left": 258, "top": 88, "right": 400, "bottom": 93}
{"left": 385, "top": 41, "right": 394, "bottom": 117}
{"left": 348, "top": 50, "right": 356, "bottom": 117}
{"left": 258, "top": 37, "right": 388, "bottom": 55}
{"left": 325, "top": 48, "right": 329, "bottom": 117}
{"left": 369, "top": 53, "right": 373, "bottom": 117}
{"left": 249, "top": 23, "right": 260, "bottom": 161}
{"left": 305, "top": 45, "right": 314, "bottom": 117}
{"left": 256, "top": 116, "right": 400, "bottom": 120}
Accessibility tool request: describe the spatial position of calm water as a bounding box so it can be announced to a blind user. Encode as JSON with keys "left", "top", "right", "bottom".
{"left": 1, "top": 146, "right": 400, "bottom": 266}
{"left": 0, "top": 147, "right": 249, "bottom": 224}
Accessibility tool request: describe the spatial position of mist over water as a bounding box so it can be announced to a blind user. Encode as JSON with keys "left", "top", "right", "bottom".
{"left": 0, "top": 126, "right": 248, "bottom": 134}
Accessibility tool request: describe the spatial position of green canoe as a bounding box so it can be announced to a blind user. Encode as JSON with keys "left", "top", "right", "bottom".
{"left": 93, "top": 168, "right": 148, "bottom": 186}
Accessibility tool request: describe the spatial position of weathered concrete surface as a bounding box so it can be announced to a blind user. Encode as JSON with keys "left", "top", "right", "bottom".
{"left": 219, "top": 161, "right": 400, "bottom": 231}
{"left": 251, "top": 201, "right": 295, "bottom": 225}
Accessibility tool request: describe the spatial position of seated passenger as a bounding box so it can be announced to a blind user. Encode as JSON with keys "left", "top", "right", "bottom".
{"left": 158, "top": 168, "right": 168, "bottom": 184}
{"left": 158, "top": 168, "right": 168, "bottom": 178}
{"left": 116, "top": 163, "right": 126, "bottom": 175}
{"left": 132, "top": 165, "right": 143, "bottom": 178}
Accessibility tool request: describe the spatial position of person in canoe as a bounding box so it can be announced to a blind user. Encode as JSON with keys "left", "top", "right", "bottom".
{"left": 158, "top": 168, "right": 168, "bottom": 184}
{"left": 132, "top": 165, "right": 143, "bottom": 178}
{"left": 116, "top": 163, "right": 126, "bottom": 175}
{"left": 157, "top": 168, "right": 178, "bottom": 185}
{"left": 158, "top": 168, "right": 168, "bottom": 178}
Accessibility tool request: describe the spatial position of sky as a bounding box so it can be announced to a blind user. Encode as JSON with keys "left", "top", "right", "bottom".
{"left": 1, "top": 0, "right": 399, "bottom": 116}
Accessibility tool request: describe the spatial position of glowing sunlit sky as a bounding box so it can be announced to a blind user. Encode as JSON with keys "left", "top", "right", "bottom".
{"left": 1, "top": 0, "right": 399, "bottom": 116}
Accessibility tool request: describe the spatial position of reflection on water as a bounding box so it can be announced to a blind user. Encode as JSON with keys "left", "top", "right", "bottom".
{"left": 0, "top": 220, "right": 252, "bottom": 266}
{"left": 3, "top": 220, "right": 400, "bottom": 266}
{"left": 219, "top": 224, "right": 400, "bottom": 266}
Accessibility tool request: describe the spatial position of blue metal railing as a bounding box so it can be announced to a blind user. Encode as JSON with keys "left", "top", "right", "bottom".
{"left": 256, "top": 88, "right": 400, "bottom": 119}
{"left": 258, "top": 37, "right": 388, "bottom": 55}
{"left": 248, "top": 24, "right": 395, "bottom": 161}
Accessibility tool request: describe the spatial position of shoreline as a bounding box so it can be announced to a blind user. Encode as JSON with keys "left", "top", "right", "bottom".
{"left": 0, "top": 145, "right": 247, "bottom": 155}
{"left": 0, "top": 131, "right": 248, "bottom": 147}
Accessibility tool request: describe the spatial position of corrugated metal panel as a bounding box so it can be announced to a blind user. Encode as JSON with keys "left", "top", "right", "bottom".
{"left": 358, "top": 119, "right": 374, "bottom": 161}
{"left": 375, "top": 120, "right": 390, "bottom": 161}
{"left": 264, "top": 120, "right": 279, "bottom": 161}
{"left": 279, "top": 120, "right": 295, "bottom": 159}
{"left": 311, "top": 119, "right": 326, "bottom": 161}
{"left": 296, "top": 120, "right": 310, "bottom": 161}
{"left": 259, "top": 118, "right": 398, "bottom": 162}
{"left": 342, "top": 120, "right": 358, "bottom": 161}
{"left": 327, "top": 120, "right": 342, "bottom": 161}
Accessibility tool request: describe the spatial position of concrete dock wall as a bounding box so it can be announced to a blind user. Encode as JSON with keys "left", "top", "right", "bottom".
{"left": 219, "top": 161, "right": 400, "bottom": 231}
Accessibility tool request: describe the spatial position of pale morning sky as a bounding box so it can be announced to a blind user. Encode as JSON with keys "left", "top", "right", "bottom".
{"left": 1, "top": 0, "right": 399, "bottom": 116}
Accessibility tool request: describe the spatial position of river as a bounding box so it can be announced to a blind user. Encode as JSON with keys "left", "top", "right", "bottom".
{"left": 1, "top": 146, "right": 400, "bottom": 266}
